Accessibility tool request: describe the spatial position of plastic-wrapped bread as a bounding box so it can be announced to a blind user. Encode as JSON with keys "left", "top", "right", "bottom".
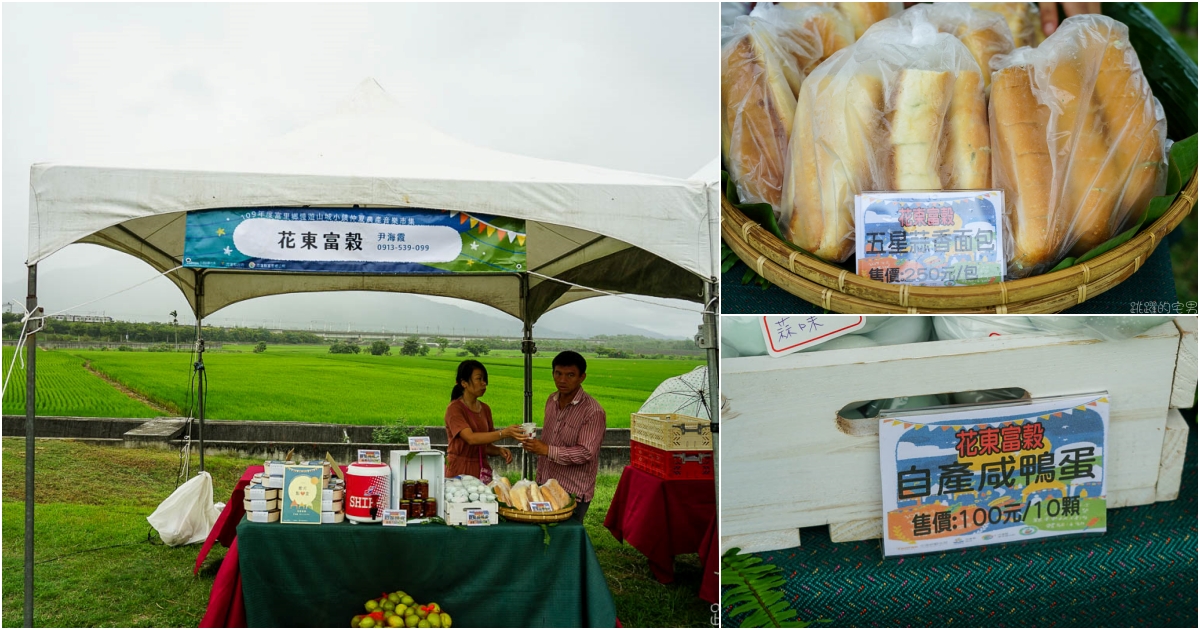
{"left": 780, "top": 15, "right": 984, "bottom": 261}
{"left": 721, "top": 11, "right": 804, "bottom": 209}
{"left": 988, "top": 15, "right": 1168, "bottom": 274}
{"left": 882, "top": 3, "right": 1015, "bottom": 89}
{"left": 1092, "top": 34, "right": 1167, "bottom": 240}
{"left": 775, "top": 4, "right": 855, "bottom": 78}
{"left": 783, "top": 71, "right": 884, "bottom": 261}
{"left": 780, "top": 2, "right": 902, "bottom": 40}
{"left": 889, "top": 68, "right": 953, "bottom": 190}
{"left": 990, "top": 63, "right": 1059, "bottom": 276}
{"left": 943, "top": 71, "right": 991, "bottom": 189}
{"left": 970, "top": 2, "right": 1045, "bottom": 48}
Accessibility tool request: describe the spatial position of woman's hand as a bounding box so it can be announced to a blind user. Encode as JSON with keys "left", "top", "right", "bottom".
{"left": 499, "top": 425, "right": 525, "bottom": 440}
{"left": 497, "top": 447, "right": 513, "bottom": 464}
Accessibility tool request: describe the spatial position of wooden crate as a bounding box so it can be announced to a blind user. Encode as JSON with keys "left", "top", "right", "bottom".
{"left": 630, "top": 412, "right": 713, "bottom": 451}
{"left": 721, "top": 318, "right": 1195, "bottom": 554}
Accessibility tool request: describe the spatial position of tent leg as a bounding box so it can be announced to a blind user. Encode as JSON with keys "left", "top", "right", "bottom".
{"left": 195, "top": 273, "right": 205, "bottom": 473}
{"left": 701, "top": 280, "right": 719, "bottom": 513}
{"left": 25, "top": 264, "right": 38, "bottom": 627}
{"left": 521, "top": 274, "right": 535, "bottom": 481}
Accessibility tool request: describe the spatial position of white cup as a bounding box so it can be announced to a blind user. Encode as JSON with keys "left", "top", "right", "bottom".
{"left": 522, "top": 423, "right": 536, "bottom": 439}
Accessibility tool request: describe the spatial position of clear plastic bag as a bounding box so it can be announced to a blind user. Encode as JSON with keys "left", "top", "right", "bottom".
{"left": 146, "top": 471, "right": 220, "bottom": 547}
{"left": 781, "top": 15, "right": 989, "bottom": 261}
{"left": 778, "top": 2, "right": 901, "bottom": 41}
{"left": 932, "top": 315, "right": 1038, "bottom": 339}
{"left": 969, "top": 2, "right": 1045, "bottom": 48}
{"left": 721, "top": 3, "right": 854, "bottom": 210}
{"left": 933, "top": 315, "right": 1175, "bottom": 341}
{"left": 875, "top": 3, "right": 1015, "bottom": 90}
{"left": 989, "top": 15, "right": 1169, "bottom": 278}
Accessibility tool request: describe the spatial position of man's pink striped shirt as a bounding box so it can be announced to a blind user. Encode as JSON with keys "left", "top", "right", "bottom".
{"left": 535, "top": 387, "right": 607, "bottom": 501}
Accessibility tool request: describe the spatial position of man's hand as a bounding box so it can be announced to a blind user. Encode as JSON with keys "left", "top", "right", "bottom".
{"left": 521, "top": 438, "right": 550, "bottom": 457}
{"left": 1039, "top": 3, "right": 1101, "bottom": 36}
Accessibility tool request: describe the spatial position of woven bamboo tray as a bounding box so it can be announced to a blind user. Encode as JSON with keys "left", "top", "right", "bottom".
{"left": 497, "top": 499, "right": 576, "bottom": 523}
{"left": 723, "top": 170, "right": 1198, "bottom": 313}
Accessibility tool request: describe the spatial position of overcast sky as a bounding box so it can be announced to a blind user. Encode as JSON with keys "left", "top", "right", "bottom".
{"left": 2, "top": 2, "right": 717, "bottom": 338}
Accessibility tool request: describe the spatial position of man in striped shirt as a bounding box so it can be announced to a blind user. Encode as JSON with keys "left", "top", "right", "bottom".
{"left": 520, "top": 351, "right": 607, "bottom": 523}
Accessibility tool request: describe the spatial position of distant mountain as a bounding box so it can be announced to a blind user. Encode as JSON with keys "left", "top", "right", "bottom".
{"left": 2, "top": 264, "right": 674, "bottom": 340}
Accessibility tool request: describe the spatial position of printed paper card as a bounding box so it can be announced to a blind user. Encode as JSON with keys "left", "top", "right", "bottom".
{"left": 408, "top": 436, "right": 432, "bottom": 452}
{"left": 382, "top": 509, "right": 407, "bottom": 527}
{"left": 466, "top": 509, "right": 491, "bottom": 526}
{"left": 758, "top": 316, "right": 865, "bottom": 357}
{"left": 879, "top": 392, "right": 1108, "bottom": 557}
{"left": 528, "top": 501, "right": 553, "bottom": 513}
{"left": 357, "top": 449, "right": 382, "bottom": 464}
{"left": 281, "top": 465, "right": 325, "bottom": 525}
{"left": 856, "top": 191, "right": 1005, "bottom": 286}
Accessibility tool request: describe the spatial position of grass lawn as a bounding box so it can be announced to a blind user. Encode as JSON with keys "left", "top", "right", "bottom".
{"left": 2, "top": 346, "right": 704, "bottom": 428}
{"left": 1, "top": 438, "right": 712, "bottom": 628}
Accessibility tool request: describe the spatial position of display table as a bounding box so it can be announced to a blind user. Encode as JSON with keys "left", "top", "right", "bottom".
{"left": 722, "top": 417, "right": 1198, "bottom": 627}
{"left": 603, "top": 466, "right": 718, "bottom": 603}
{"left": 237, "top": 517, "right": 617, "bottom": 628}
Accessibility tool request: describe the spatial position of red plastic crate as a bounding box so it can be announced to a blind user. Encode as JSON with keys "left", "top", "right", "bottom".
{"left": 630, "top": 441, "right": 714, "bottom": 480}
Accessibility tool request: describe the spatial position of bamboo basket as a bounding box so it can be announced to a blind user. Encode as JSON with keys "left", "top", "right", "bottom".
{"left": 723, "top": 170, "right": 1198, "bottom": 313}
{"left": 497, "top": 497, "right": 576, "bottom": 523}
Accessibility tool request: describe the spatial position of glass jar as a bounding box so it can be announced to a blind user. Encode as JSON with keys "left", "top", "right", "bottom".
{"left": 397, "top": 499, "right": 411, "bottom": 518}
{"left": 402, "top": 480, "right": 417, "bottom": 500}
{"left": 424, "top": 497, "right": 437, "bottom": 519}
{"left": 411, "top": 499, "right": 425, "bottom": 518}
{"left": 416, "top": 479, "right": 429, "bottom": 500}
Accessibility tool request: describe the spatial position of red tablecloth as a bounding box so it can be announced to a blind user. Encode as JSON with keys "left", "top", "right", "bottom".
{"left": 197, "top": 466, "right": 262, "bottom": 627}
{"left": 603, "top": 465, "right": 717, "bottom": 603}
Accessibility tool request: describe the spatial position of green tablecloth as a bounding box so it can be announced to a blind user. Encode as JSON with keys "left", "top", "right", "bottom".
{"left": 723, "top": 416, "right": 1197, "bottom": 627}
{"left": 237, "top": 519, "right": 618, "bottom": 628}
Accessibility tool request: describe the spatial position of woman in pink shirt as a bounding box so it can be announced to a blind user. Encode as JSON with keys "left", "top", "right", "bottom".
{"left": 443, "top": 360, "right": 524, "bottom": 483}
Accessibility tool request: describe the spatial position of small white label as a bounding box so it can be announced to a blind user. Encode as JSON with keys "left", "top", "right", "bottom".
{"left": 358, "top": 449, "right": 382, "bottom": 464}
{"left": 381, "top": 509, "right": 407, "bottom": 527}
{"left": 466, "top": 509, "right": 491, "bottom": 526}
{"left": 529, "top": 501, "right": 553, "bottom": 513}
{"left": 408, "top": 437, "right": 432, "bottom": 451}
{"left": 759, "top": 315, "right": 866, "bottom": 357}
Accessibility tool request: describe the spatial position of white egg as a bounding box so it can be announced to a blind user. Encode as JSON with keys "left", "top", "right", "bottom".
{"left": 469, "top": 492, "right": 479, "bottom": 502}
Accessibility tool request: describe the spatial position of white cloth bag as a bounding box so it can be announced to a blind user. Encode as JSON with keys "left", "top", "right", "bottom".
{"left": 147, "top": 471, "right": 220, "bottom": 546}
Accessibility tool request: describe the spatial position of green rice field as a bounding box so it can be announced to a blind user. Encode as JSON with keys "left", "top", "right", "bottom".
{"left": 2, "top": 346, "right": 703, "bottom": 428}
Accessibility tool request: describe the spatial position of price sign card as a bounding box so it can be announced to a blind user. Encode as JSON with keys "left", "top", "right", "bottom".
{"left": 879, "top": 392, "right": 1108, "bottom": 557}
{"left": 466, "top": 509, "right": 491, "bottom": 526}
{"left": 408, "top": 437, "right": 432, "bottom": 452}
{"left": 381, "top": 509, "right": 407, "bottom": 527}
{"left": 759, "top": 316, "right": 865, "bottom": 357}
{"left": 856, "top": 190, "right": 1005, "bottom": 286}
{"left": 528, "top": 501, "right": 554, "bottom": 513}
{"left": 357, "top": 449, "right": 382, "bottom": 464}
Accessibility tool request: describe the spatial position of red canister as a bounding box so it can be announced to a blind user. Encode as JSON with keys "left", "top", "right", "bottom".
{"left": 345, "top": 462, "right": 391, "bottom": 523}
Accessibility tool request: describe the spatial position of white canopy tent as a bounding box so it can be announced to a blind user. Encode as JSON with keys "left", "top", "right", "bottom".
{"left": 19, "top": 78, "right": 720, "bottom": 623}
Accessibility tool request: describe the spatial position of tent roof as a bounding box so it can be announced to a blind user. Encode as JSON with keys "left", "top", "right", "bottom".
{"left": 27, "top": 79, "right": 716, "bottom": 321}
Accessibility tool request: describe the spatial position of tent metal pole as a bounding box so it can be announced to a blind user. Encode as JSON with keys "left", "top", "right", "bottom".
{"left": 702, "top": 279, "right": 719, "bottom": 513}
{"left": 195, "top": 272, "right": 206, "bottom": 473}
{"left": 25, "top": 264, "right": 38, "bottom": 628}
{"left": 521, "top": 274, "right": 535, "bottom": 481}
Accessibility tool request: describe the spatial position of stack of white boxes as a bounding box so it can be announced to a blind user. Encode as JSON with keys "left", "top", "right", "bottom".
{"left": 246, "top": 473, "right": 280, "bottom": 523}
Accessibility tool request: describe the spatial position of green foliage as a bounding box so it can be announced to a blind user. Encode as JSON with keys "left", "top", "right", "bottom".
{"left": 147, "top": 343, "right": 174, "bottom": 352}
{"left": 0, "top": 349, "right": 161, "bottom": 418}
{"left": 3, "top": 346, "right": 701, "bottom": 427}
{"left": 117, "top": 345, "right": 132, "bottom": 352}
{"left": 432, "top": 337, "right": 450, "bottom": 354}
{"left": 400, "top": 337, "right": 422, "bottom": 356}
{"left": 369, "top": 340, "right": 391, "bottom": 356}
{"left": 462, "top": 340, "right": 490, "bottom": 357}
{"left": 370, "top": 421, "right": 427, "bottom": 444}
{"left": 456, "top": 350, "right": 469, "bottom": 357}
{"left": 329, "top": 341, "right": 361, "bottom": 354}
{"left": 3, "top": 318, "right": 324, "bottom": 345}
{"left": 721, "top": 548, "right": 814, "bottom": 628}
{"left": 253, "top": 342, "right": 267, "bottom": 354}
{"left": 2, "top": 312, "right": 20, "bottom": 324}
{"left": 596, "top": 347, "right": 630, "bottom": 359}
